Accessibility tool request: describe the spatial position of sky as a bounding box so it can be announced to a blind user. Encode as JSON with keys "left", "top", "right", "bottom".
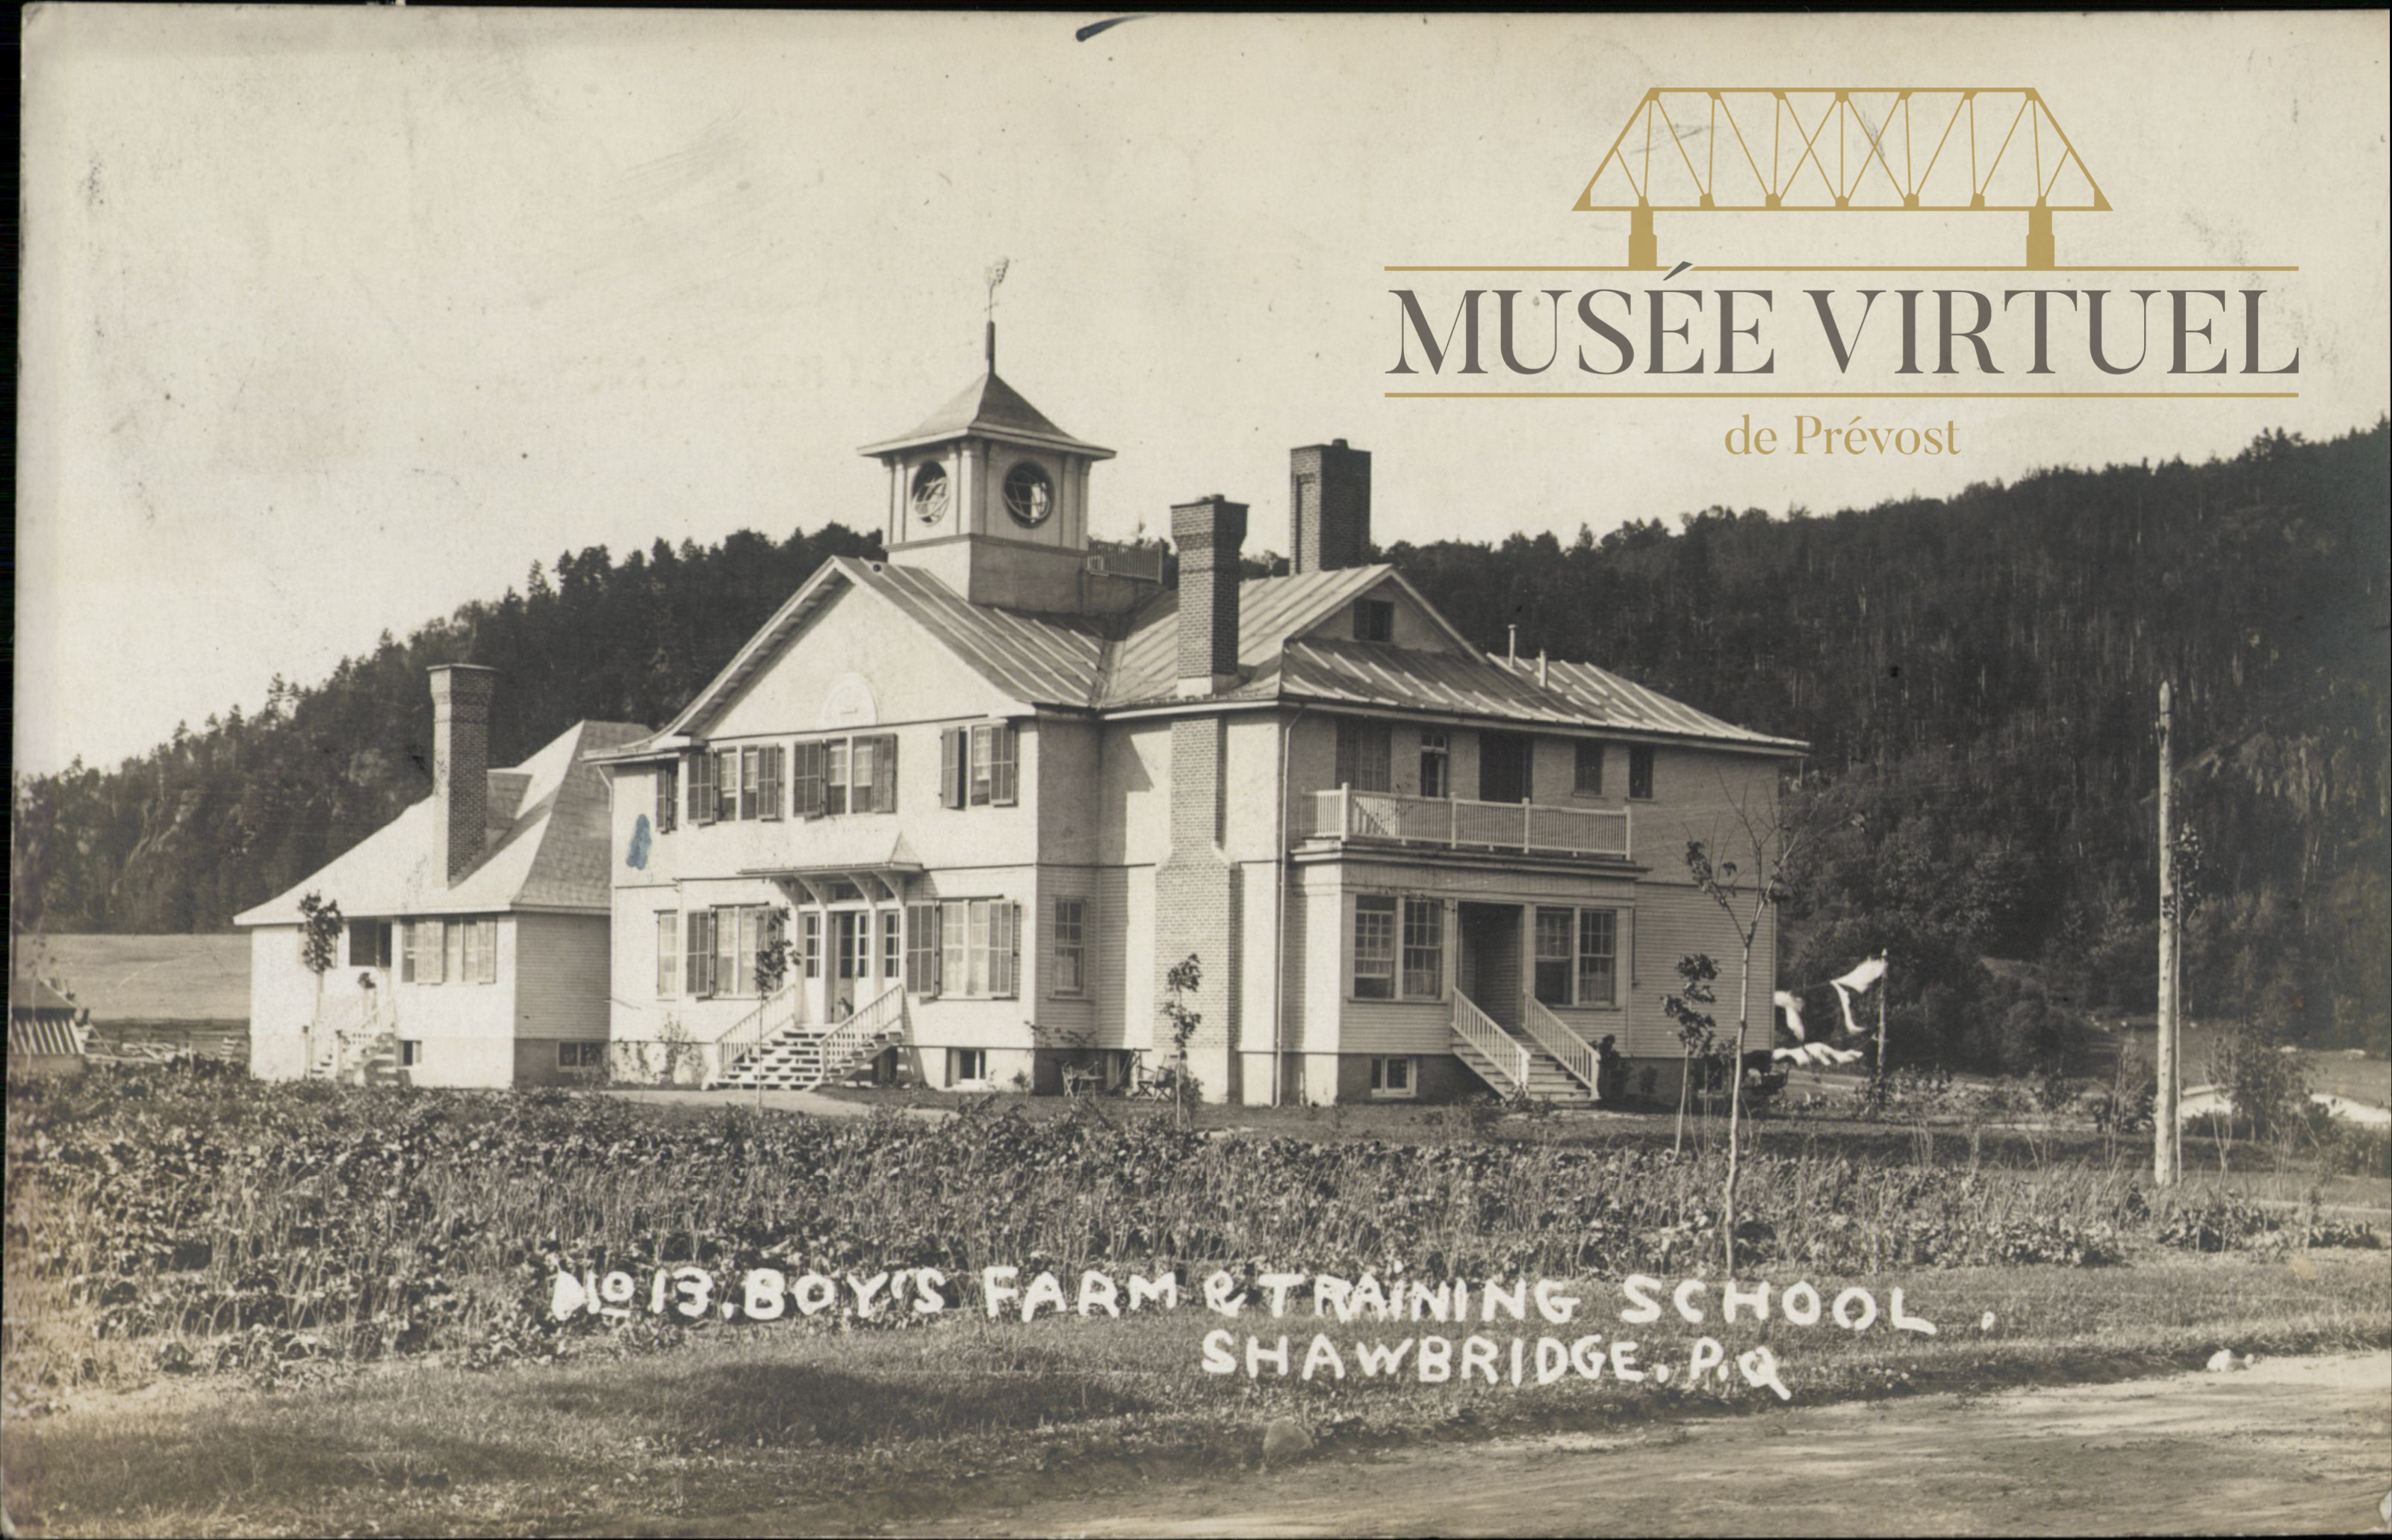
{"left": 17, "top": 8, "right": 2389, "bottom": 774}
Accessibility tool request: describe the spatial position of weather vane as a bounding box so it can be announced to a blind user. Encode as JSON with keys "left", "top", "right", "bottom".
{"left": 983, "top": 258, "right": 1010, "bottom": 367}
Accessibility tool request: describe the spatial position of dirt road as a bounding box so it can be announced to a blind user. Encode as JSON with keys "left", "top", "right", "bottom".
{"left": 919, "top": 1352, "right": 2392, "bottom": 1537}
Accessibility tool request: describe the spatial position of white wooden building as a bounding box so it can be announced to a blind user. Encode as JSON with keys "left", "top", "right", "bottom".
{"left": 598, "top": 339, "right": 1807, "bottom": 1105}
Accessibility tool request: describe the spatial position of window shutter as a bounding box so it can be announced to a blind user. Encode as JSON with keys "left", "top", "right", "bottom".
{"left": 1003, "top": 901, "right": 1021, "bottom": 996}
{"left": 991, "top": 724, "right": 1019, "bottom": 806}
{"left": 400, "top": 922, "right": 417, "bottom": 983}
{"left": 873, "top": 734, "right": 898, "bottom": 813}
{"left": 479, "top": 919, "right": 499, "bottom": 984}
{"left": 759, "top": 745, "right": 784, "bottom": 821}
{"left": 792, "top": 740, "right": 824, "bottom": 818}
{"left": 938, "top": 728, "right": 962, "bottom": 808}
{"left": 685, "top": 911, "right": 707, "bottom": 996}
{"left": 689, "top": 752, "right": 714, "bottom": 825}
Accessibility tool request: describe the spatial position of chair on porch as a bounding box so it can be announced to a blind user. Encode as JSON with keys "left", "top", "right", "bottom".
{"left": 1125, "top": 1052, "right": 1172, "bottom": 1101}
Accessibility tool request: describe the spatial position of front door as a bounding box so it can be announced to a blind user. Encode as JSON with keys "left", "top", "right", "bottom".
{"left": 1456, "top": 902, "right": 1522, "bottom": 1028}
{"left": 829, "top": 910, "right": 878, "bottom": 1024}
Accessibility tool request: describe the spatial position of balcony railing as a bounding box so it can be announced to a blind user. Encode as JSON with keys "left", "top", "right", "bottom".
{"left": 1304, "top": 787, "right": 1630, "bottom": 858}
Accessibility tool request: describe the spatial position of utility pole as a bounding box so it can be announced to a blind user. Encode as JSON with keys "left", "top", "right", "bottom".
{"left": 1874, "top": 950, "right": 1889, "bottom": 1085}
{"left": 2155, "top": 682, "right": 2178, "bottom": 1186}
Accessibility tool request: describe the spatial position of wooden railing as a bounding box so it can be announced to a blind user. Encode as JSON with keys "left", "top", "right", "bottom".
{"left": 1451, "top": 992, "right": 1531, "bottom": 1095}
{"left": 308, "top": 993, "right": 387, "bottom": 1080}
{"left": 707, "top": 984, "right": 800, "bottom": 1083}
{"left": 1523, "top": 997, "right": 1603, "bottom": 1099}
{"left": 1308, "top": 788, "right": 1630, "bottom": 857}
{"left": 803, "top": 982, "right": 907, "bottom": 1089}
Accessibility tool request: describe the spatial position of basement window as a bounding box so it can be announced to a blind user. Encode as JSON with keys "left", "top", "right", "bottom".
{"left": 949, "top": 1048, "right": 988, "bottom": 1085}
{"left": 1369, "top": 1056, "right": 1416, "bottom": 1099}
{"left": 557, "top": 1042, "right": 605, "bottom": 1070}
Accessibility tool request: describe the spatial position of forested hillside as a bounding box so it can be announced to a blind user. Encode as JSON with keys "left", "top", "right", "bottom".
{"left": 14, "top": 421, "right": 2386, "bottom": 1062}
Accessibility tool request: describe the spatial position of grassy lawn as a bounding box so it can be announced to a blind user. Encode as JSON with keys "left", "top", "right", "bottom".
{"left": 6, "top": 1252, "right": 2385, "bottom": 1538}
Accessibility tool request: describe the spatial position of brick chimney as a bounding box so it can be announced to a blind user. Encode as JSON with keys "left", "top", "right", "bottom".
{"left": 1289, "top": 439, "right": 1371, "bottom": 573}
{"left": 429, "top": 665, "right": 497, "bottom": 885}
{"left": 1172, "top": 496, "right": 1248, "bottom": 697}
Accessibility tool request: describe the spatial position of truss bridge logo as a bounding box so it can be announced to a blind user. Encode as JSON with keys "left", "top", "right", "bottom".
{"left": 1576, "top": 88, "right": 2104, "bottom": 272}
{"left": 1385, "top": 86, "right": 2302, "bottom": 400}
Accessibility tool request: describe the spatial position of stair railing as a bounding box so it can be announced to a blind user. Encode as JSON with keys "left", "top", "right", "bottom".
{"left": 706, "top": 984, "right": 800, "bottom": 1084}
{"left": 801, "top": 983, "right": 907, "bottom": 1090}
{"left": 1450, "top": 991, "right": 1530, "bottom": 1095}
{"left": 1523, "top": 997, "right": 1603, "bottom": 1099}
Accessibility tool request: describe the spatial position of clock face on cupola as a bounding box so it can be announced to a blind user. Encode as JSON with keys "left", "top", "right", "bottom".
{"left": 858, "top": 323, "right": 1115, "bottom": 561}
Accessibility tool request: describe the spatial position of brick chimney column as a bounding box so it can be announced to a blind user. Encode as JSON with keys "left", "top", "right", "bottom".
{"left": 1172, "top": 496, "right": 1247, "bottom": 697}
{"left": 1289, "top": 440, "right": 1372, "bottom": 574}
{"left": 429, "top": 665, "right": 497, "bottom": 886}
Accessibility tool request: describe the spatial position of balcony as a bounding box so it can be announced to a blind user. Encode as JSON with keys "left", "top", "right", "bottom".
{"left": 1300, "top": 788, "right": 1630, "bottom": 859}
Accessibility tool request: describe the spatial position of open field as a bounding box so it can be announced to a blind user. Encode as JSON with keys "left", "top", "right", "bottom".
{"left": 6, "top": 1065, "right": 2388, "bottom": 1535}
{"left": 30, "top": 934, "right": 250, "bottom": 1023}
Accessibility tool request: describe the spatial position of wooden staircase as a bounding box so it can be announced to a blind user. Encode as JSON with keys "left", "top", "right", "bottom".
{"left": 708, "top": 983, "right": 907, "bottom": 1092}
{"left": 307, "top": 996, "right": 402, "bottom": 1087}
{"left": 1451, "top": 992, "right": 1600, "bottom": 1107}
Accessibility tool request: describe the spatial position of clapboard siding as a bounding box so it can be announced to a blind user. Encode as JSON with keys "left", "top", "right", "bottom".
{"left": 1037, "top": 866, "right": 1099, "bottom": 1041}
{"left": 1092, "top": 867, "right": 1132, "bottom": 1047}
{"left": 1623, "top": 885, "right": 1776, "bottom": 1058}
{"left": 513, "top": 913, "right": 611, "bottom": 1040}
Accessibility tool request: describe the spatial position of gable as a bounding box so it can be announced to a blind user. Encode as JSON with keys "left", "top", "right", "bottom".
{"left": 704, "top": 575, "right": 1025, "bottom": 738}
{"left": 1296, "top": 575, "right": 1463, "bottom": 653}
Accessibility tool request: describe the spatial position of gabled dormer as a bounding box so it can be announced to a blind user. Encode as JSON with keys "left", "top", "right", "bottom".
{"left": 860, "top": 324, "right": 1151, "bottom": 617}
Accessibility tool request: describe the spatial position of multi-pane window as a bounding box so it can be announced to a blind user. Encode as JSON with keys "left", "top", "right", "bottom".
{"left": 826, "top": 742, "right": 850, "bottom": 816}
{"left": 880, "top": 910, "right": 902, "bottom": 982}
{"left": 939, "top": 723, "right": 1019, "bottom": 808}
{"left": 401, "top": 919, "right": 443, "bottom": 983}
{"left": 1354, "top": 598, "right": 1395, "bottom": 642}
{"left": 655, "top": 913, "right": 678, "bottom": 998}
{"left": 1335, "top": 720, "right": 1393, "bottom": 792}
{"left": 656, "top": 761, "right": 678, "bottom": 832}
{"left": 558, "top": 1042, "right": 605, "bottom": 1069}
{"left": 739, "top": 747, "right": 762, "bottom": 820}
{"left": 937, "top": 899, "right": 1019, "bottom": 997}
{"left": 348, "top": 919, "right": 394, "bottom": 969}
{"left": 789, "top": 735, "right": 895, "bottom": 816}
{"left": 1400, "top": 898, "right": 1444, "bottom": 999}
{"left": 402, "top": 918, "right": 493, "bottom": 984}
{"left": 801, "top": 912, "right": 821, "bottom": 979}
{"left": 1574, "top": 741, "right": 1605, "bottom": 796}
{"left": 949, "top": 1048, "right": 988, "bottom": 1084}
{"left": 1369, "top": 1056, "right": 1416, "bottom": 1097}
{"left": 1576, "top": 909, "right": 1618, "bottom": 1007}
{"left": 1052, "top": 897, "right": 1087, "bottom": 996}
{"left": 904, "top": 903, "right": 941, "bottom": 995}
{"left": 1418, "top": 730, "right": 1449, "bottom": 800}
{"left": 1532, "top": 907, "right": 1622, "bottom": 1007}
{"left": 1533, "top": 907, "right": 1576, "bottom": 1005}
{"left": 398, "top": 1040, "right": 423, "bottom": 1067}
{"left": 687, "top": 751, "right": 716, "bottom": 825}
{"left": 1352, "top": 895, "right": 1398, "bottom": 999}
{"left": 713, "top": 907, "right": 739, "bottom": 998}
{"left": 1628, "top": 745, "right": 1655, "bottom": 800}
{"left": 712, "top": 748, "right": 740, "bottom": 823}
